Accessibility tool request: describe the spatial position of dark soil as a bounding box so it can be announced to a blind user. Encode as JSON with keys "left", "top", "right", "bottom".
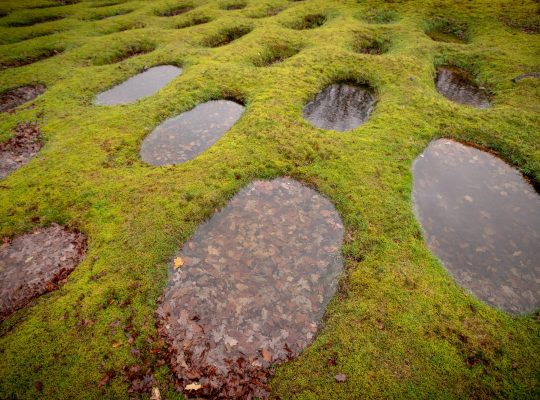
{"left": 157, "top": 178, "right": 344, "bottom": 398}
{"left": 0, "top": 84, "right": 46, "bottom": 113}
{"left": 0, "top": 122, "right": 43, "bottom": 179}
{"left": 0, "top": 224, "right": 87, "bottom": 321}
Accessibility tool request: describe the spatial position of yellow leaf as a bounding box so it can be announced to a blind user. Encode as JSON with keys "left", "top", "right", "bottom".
{"left": 185, "top": 382, "right": 202, "bottom": 391}
{"left": 173, "top": 257, "right": 184, "bottom": 269}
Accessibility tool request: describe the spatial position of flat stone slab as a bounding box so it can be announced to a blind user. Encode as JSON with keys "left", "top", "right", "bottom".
{"left": 140, "top": 100, "right": 244, "bottom": 166}
{"left": 95, "top": 65, "right": 182, "bottom": 105}
{"left": 157, "top": 178, "right": 344, "bottom": 398}
{"left": 0, "top": 84, "right": 46, "bottom": 113}
{"left": 413, "top": 139, "right": 540, "bottom": 314}
{"left": 303, "top": 83, "right": 376, "bottom": 131}
{"left": 0, "top": 224, "right": 87, "bottom": 321}
{"left": 435, "top": 67, "right": 490, "bottom": 108}
{"left": 0, "top": 122, "right": 42, "bottom": 179}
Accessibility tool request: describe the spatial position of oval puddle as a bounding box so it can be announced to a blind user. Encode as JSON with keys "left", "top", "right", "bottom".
{"left": 303, "top": 83, "right": 376, "bottom": 131}
{"left": 157, "top": 178, "right": 344, "bottom": 397}
{"left": 95, "top": 65, "right": 182, "bottom": 105}
{"left": 0, "top": 84, "right": 46, "bottom": 113}
{"left": 0, "top": 122, "right": 42, "bottom": 179}
{"left": 413, "top": 139, "right": 540, "bottom": 314}
{"left": 140, "top": 100, "right": 244, "bottom": 166}
{"left": 435, "top": 66, "right": 490, "bottom": 108}
{"left": 0, "top": 224, "right": 87, "bottom": 321}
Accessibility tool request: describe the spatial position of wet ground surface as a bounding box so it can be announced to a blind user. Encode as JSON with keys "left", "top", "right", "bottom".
{"left": 140, "top": 100, "right": 244, "bottom": 166}
{"left": 157, "top": 178, "right": 344, "bottom": 398}
{"left": 303, "top": 83, "right": 376, "bottom": 131}
{"left": 413, "top": 139, "right": 540, "bottom": 314}
{"left": 0, "top": 84, "right": 46, "bottom": 113}
{"left": 0, "top": 122, "right": 42, "bottom": 179}
{"left": 435, "top": 67, "right": 490, "bottom": 108}
{"left": 95, "top": 65, "right": 182, "bottom": 105}
{"left": 0, "top": 224, "right": 87, "bottom": 321}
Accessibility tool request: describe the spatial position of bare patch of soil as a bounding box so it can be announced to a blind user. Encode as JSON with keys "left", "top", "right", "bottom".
{"left": 0, "top": 122, "right": 42, "bottom": 179}
{"left": 0, "top": 224, "right": 87, "bottom": 321}
{"left": 0, "top": 84, "right": 46, "bottom": 113}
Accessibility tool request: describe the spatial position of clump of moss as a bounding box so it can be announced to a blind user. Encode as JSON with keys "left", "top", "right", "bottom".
{"left": 202, "top": 26, "right": 252, "bottom": 47}
{"left": 425, "top": 17, "right": 470, "bottom": 43}
{"left": 286, "top": 13, "right": 326, "bottom": 30}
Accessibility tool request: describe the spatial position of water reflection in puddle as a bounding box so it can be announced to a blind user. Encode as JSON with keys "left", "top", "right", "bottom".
{"left": 95, "top": 65, "right": 182, "bottom": 105}
{"left": 140, "top": 100, "right": 244, "bottom": 166}
{"left": 413, "top": 139, "right": 540, "bottom": 314}
{"left": 0, "top": 224, "right": 87, "bottom": 321}
{"left": 435, "top": 67, "right": 490, "bottom": 108}
{"left": 157, "top": 178, "right": 344, "bottom": 397}
{"left": 303, "top": 83, "right": 376, "bottom": 131}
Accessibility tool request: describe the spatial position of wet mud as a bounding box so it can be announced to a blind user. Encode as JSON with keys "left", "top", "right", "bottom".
{"left": 0, "top": 224, "right": 87, "bottom": 321}
{"left": 303, "top": 83, "right": 376, "bottom": 131}
{"left": 435, "top": 66, "right": 490, "bottom": 108}
{"left": 0, "top": 122, "right": 42, "bottom": 179}
{"left": 413, "top": 139, "right": 540, "bottom": 314}
{"left": 0, "top": 84, "right": 46, "bottom": 113}
{"left": 140, "top": 100, "right": 244, "bottom": 166}
{"left": 157, "top": 178, "right": 344, "bottom": 398}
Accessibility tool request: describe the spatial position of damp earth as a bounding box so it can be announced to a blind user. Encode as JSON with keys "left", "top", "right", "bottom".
{"left": 94, "top": 65, "right": 182, "bottom": 105}
{"left": 0, "top": 224, "right": 87, "bottom": 321}
{"left": 303, "top": 83, "right": 376, "bottom": 131}
{"left": 0, "top": 122, "right": 42, "bottom": 179}
{"left": 140, "top": 100, "right": 244, "bottom": 166}
{"left": 413, "top": 139, "right": 540, "bottom": 314}
{"left": 157, "top": 178, "right": 344, "bottom": 398}
{"left": 0, "top": 84, "right": 46, "bottom": 113}
{"left": 435, "top": 66, "right": 490, "bottom": 108}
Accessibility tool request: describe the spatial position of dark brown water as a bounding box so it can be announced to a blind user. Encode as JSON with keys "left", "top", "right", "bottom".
{"left": 303, "top": 83, "right": 376, "bottom": 131}
{"left": 435, "top": 67, "right": 490, "bottom": 108}
{"left": 157, "top": 178, "right": 344, "bottom": 398}
{"left": 95, "top": 65, "right": 181, "bottom": 105}
{"left": 0, "top": 224, "right": 87, "bottom": 321}
{"left": 413, "top": 139, "right": 540, "bottom": 314}
{"left": 140, "top": 100, "right": 244, "bottom": 166}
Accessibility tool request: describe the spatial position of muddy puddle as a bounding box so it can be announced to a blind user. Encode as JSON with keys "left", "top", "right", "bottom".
{"left": 0, "top": 84, "right": 46, "bottom": 113}
{"left": 413, "top": 139, "right": 540, "bottom": 314}
{"left": 95, "top": 65, "right": 182, "bottom": 105}
{"left": 140, "top": 100, "right": 244, "bottom": 166}
{"left": 303, "top": 83, "right": 376, "bottom": 131}
{"left": 435, "top": 67, "right": 490, "bottom": 108}
{"left": 0, "top": 224, "right": 87, "bottom": 321}
{"left": 0, "top": 122, "right": 42, "bottom": 179}
{"left": 157, "top": 178, "right": 344, "bottom": 398}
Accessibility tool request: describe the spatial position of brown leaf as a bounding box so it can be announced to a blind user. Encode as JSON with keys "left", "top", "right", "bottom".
{"left": 261, "top": 349, "right": 272, "bottom": 362}
{"left": 185, "top": 382, "right": 202, "bottom": 391}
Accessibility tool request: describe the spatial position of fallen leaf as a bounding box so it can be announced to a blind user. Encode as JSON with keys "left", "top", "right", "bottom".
{"left": 335, "top": 373, "right": 347, "bottom": 383}
{"left": 185, "top": 382, "right": 202, "bottom": 391}
{"left": 262, "top": 349, "right": 272, "bottom": 362}
{"left": 150, "top": 387, "right": 161, "bottom": 400}
{"left": 173, "top": 257, "right": 184, "bottom": 269}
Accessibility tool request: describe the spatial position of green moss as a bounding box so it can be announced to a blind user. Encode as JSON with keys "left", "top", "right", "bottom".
{"left": 0, "top": 0, "right": 539, "bottom": 399}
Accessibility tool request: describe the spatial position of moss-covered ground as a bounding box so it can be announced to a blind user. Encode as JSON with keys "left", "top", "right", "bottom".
{"left": 0, "top": 0, "right": 539, "bottom": 398}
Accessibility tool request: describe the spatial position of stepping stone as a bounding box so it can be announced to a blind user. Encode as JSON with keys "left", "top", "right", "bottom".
{"left": 157, "top": 178, "right": 344, "bottom": 397}
{"left": 303, "top": 83, "right": 376, "bottom": 131}
{"left": 0, "top": 224, "right": 87, "bottom": 321}
{"left": 413, "top": 139, "right": 540, "bottom": 314}
{"left": 140, "top": 100, "right": 244, "bottom": 166}
{"left": 435, "top": 66, "right": 490, "bottom": 108}
{"left": 0, "top": 122, "right": 42, "bottom": 179}
{"left": 94, "top": 65, "right": 182, "bottom": 105}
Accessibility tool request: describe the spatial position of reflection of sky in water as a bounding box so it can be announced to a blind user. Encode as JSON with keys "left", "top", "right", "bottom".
{"left": 95, "top": 65, "right": 181, "bottom": 105}
{"left": 157, "top": 178, "right": 344, "bottom": 397}
{"left": 140, "top": 100, "right": 244, "bottom": 166}
{"left": 413, "top": 139, "right": 540, "bottom": 314}
{"left": 435, "top": 67, "right": 490, "bottom": 108}
{"left": 303, "top": 83, "right": 376, "bottom": 132}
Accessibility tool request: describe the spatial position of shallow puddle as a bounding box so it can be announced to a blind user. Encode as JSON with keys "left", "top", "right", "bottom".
{"left": 0, "top": 122, "right": 42, "bottom": 179}
{"left": 435, "top": 67, "right": 490, "bottom": 108}
{"left": 413, "top": 139, "right": 540, "bottom": 314}
{"left": 0, "top": 224, "right": 87, "bottom": 321}
{"left": 0, "top": 84, "right": 46, "bottom": 113}
{"left": 157, "top": 178, "right": 344, "bottom": 397}
{"left": 95, "top": 65, "right": 182, "bottom": 105}
{"left": 140, "top": 100, "right": 244, "bottom": 166}
{"left": 303, "top": 83, "right": 376, "bottom": 131}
